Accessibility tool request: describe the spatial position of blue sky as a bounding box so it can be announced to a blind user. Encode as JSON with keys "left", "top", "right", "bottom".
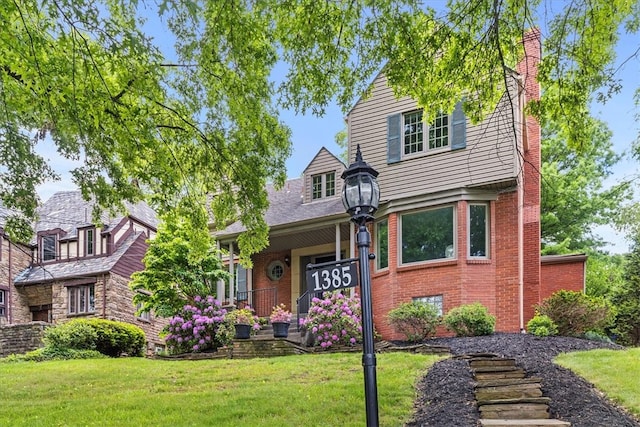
{"left": 35, "top": 9, "right": 639, "bottom": 254}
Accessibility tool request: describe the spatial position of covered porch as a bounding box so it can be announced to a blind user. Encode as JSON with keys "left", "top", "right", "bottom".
{"left": 217, "top": 218, "right": 357, "bottom": 319}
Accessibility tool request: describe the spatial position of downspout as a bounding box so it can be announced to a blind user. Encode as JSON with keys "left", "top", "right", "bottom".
{"left": 518, "top": 181, "right": 524, "bottom": 332}
{"left": 583, "top": 258, "right": 587, "bottom": 294}
{"left": 8, "top": 238, "right": 12, "bottom": 324}
{"left": 102, "top": 273, "right": 107, "bottom": 318}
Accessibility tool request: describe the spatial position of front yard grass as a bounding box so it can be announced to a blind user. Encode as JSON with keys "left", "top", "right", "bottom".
{"left": 0, "top": 352, "right": 441, "bottom": 426}
{"left": 555, "top": 347, "right": 640, "bottom": 418}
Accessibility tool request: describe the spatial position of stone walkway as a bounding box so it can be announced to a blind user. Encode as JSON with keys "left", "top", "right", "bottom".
{"left": 460, "top": 353, "right": 571, "bottom": 427}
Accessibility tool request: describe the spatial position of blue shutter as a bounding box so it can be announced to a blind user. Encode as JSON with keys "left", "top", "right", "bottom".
{"left": 387, "top": 113, "right": 402, "bottom": 163}
{"left": 451, "top": 101, "right": 466, "bottom": 150}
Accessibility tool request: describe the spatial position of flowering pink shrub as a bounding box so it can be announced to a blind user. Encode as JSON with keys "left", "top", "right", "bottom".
{"left": 300, "top": 291, "right": 362, "bottom": 349}
{"left": 270, "top": 303, "right": 293, "bottom": 323}
{"left": 165, "top": 295, "right": 228, "bottom": 354}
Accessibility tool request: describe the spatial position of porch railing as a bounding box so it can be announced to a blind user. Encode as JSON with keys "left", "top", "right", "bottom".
{"left": 236, "top": 287, "right": 277, "bottom": 318}
{"left": 296, "top": 290, "right": 323, "bottom": 331}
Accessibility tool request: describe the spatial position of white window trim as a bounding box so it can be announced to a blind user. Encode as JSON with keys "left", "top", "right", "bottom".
{"left": 311, "top": 172, "right": 337, "bottom": 200}
{"left": 68, "top": 284, "right": 95, "bottom": 315}
{"left": 41, "top": 235, "right": 56, "bottom": 262}
{"left": 468, "top": 203, "right": 490, "bottom": 259}
{"left": 402, "top": 110, "right": 451, "bottom": 159}
{"left": 375, "top": 219, "right": 389, "bottom": 271}
{"left": 85, "top": 229, "right": 95, "bottom": 256}
{"left": 399, "top": 205, "right": 457, "bottom": 266}
{"left": 413, "top": 295, "right": 444, "bottom": 316}
{"left": 0, "top": 289, "right": 6, "bottom": 317}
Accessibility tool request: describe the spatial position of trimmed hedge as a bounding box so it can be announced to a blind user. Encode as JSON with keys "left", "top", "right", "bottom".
{"left": 43, "top": 318, "right": 146, "bottom": 357}
{"left": 443, "top": 303, "right": 495, "bottom": 337}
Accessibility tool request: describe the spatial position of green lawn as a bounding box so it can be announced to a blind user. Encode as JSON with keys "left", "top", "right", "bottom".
{"left": 555, "top": 348, "right": 640, "bottom": 418}
{"left": 0, "top": 352, "right": 441, "bottom": 427}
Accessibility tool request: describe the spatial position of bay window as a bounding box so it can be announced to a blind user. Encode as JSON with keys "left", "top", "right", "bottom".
{"left": 401, "top": 206, "right": 455, "bottom": 264}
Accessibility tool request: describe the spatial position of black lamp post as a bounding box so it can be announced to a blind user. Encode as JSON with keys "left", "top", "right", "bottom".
{"left": 341, "top": 144, "right": 380, "bottom": 427}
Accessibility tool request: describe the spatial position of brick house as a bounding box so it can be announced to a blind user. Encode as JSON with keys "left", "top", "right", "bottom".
{"left": 8, "top": 192, "right": 167, "bottom": 353}
{"left": 214, "top": 30, "right": 584, "bottom": 340}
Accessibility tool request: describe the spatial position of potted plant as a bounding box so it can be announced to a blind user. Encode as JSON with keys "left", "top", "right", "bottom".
{"left": 226, "top": 307, "right": 261, "bottom": 339}
{"left": 270, "top": 304, "right": 293, "bottom": 338}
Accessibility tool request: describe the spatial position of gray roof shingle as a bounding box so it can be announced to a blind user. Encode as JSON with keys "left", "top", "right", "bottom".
{"left": 13, "top": 232, "right": 142, "bottom": 284}
{"left": 35, "top": 191, "right": 158, "bottom": 238}
{"left": 218, "top": 178, "right": 347, "bottom": 236}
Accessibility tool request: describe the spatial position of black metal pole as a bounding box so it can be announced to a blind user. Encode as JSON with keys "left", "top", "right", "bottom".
{"left": 357, "top": 222, "right": 379, "bottom": 427}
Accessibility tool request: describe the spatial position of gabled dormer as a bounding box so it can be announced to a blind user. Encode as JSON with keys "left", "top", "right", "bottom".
{"left": 302, "top": 147, "right": 346, "bottom": 204}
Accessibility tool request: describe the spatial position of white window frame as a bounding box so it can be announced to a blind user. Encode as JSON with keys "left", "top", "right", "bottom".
{"left": 413, "top": 295, "right": 444, "bottom": 316}
{"left": 375, "top": 219, "right": 388, "bottom": 271}
{"left": 311, "top": 172, "right": 337, "bottom": 200}
{"left": 403, "top": 109, "right": 450, "bottom": 158}
{"left": 85, "top": 229, "right": 95, "bottom": 256}
{"left": 0, "top": 289, "right": 6, "bottom": 317}
{"left": 68, "top": 284, "right": 95, "bottom": 315}
{"left": 41, "top": 235, "right": 56, "bottom": 262}
{"left": 136, "top": 302, "right": 151, "bottom": 321}
{"left": 399, "top": 205, "right": 456, "bottom": 265}
{"left": 468, "top": 203, "right": 490, "bottom": 258}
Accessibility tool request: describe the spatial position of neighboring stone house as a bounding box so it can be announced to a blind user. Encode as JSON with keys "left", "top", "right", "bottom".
{"left": 9, "top": 192, "right": 167, "bottom": 353}
{"left": 213, "top": 30, "right": 584, "bottom": 340}
{"left": 0, "top": 206, "right": 32, "bottom": 325}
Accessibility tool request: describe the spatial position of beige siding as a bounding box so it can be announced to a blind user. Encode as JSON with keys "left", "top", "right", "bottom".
{"left": 67, "top": 241, "right": 78, "bottom": 258}
{"left": 348, "top": 73, "right": 523, "bottom": 202}
{"left": 302, "top": 148, "right": 346, "bottom": 204}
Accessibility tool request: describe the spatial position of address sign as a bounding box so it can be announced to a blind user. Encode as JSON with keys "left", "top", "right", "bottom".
{"left": 306, "top": 260, "right": 358, "bottom": 293}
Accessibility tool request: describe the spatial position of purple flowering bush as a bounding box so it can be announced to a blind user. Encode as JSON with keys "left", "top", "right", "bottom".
{"left": 300, "top": 291, "right": 362, "bottom": 349}
{"left": 164, "top": 295, "right": 228, "bottom": 354}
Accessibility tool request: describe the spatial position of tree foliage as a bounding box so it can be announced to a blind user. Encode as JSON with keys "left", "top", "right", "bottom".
{"left": 611, "top": 235, "right": 640, "bottom": 346}
{"left": 541, "top": 119, "right": 632, "bottom": 251}
{"left": 130, "top": 208, "right": 228, "bottom": 317}
{"left": 2, "top": 0, "right": 638, "bottom": 256}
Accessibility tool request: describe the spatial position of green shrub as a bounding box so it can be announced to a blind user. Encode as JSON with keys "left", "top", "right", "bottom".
{"left": 527, "top": 314, "right": 558, "bottom": 337}
{"left": 85, "top": 319, "right": 146, "bottom": 357}
{"left": 42, "top": 318, "right": 146, "bottom": 357}
{"left": 583, "top": 330, "right": 613, "bottom": 343}
{"left": 443, "top": 303, "right": 495, "bottom": 337}
{"left": 387, "top": 301, "right": 440, "bottom": 342}
{"left": 537, "top": 290, "right": 613, "bottom": 337}
{"left": 1, "top": 348, "right": 106, "bottom": 363}
{"left": 43, "top": 320, "right": 98, "bottom": 350}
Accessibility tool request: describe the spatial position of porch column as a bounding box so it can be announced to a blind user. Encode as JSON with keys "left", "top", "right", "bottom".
{"left": 216, "top": 240, "right": 224, "bottom": 303}
{"left": 228, "top": 241, "right": 235, "bottom": 306}
{"left": 349, "top": 222, "right": 356, "bottom": 258}
{"left": 335, "top": 223, "right": 341, "bottom": 260}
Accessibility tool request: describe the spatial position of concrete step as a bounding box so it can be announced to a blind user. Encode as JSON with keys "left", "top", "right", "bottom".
{"left": 480, "top": 420, "right": 571, "bottom": 426}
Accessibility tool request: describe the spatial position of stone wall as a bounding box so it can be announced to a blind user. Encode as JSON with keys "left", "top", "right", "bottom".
{"left": 0, "top": 322, "right": 47, "bottom": 357}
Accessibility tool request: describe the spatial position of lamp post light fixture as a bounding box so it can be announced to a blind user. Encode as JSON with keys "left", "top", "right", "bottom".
{"left": 341, "top": 144, "right": 380, "bottom": 427}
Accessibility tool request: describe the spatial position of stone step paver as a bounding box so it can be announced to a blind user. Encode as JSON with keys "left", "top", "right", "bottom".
{"left": 469, "top": 355, "right": 571, "bottom": 426}
{"left": 480, "top": 420, "right": 571, "bottom": 427}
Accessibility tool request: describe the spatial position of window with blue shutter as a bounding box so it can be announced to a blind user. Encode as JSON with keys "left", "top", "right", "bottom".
{"left": 451, "top": 101, "right": 467, "bottom": 150}
{"left": 387, "top": 113, "right": 402, "bottom": 164}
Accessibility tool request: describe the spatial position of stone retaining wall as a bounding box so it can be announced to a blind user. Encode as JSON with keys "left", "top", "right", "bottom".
{"left": 0, "top": 322, "right": 48, "bottom": 357}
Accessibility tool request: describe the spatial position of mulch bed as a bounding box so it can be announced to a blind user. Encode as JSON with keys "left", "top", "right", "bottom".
{"left": 405, "top": 333, "right": 640, "bottom": 427}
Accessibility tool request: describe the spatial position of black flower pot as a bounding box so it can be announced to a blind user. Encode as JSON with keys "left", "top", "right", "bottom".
{"left": 272, "top": 322, "right": 290, "bottom": 338}
{"left": 234, "top": 323, "right": 252, "bottom": 339}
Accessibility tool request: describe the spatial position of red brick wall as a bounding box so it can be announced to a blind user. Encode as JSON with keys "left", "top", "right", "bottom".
{"left": 251, "top": 250, "right": 292, "bottom": 317}
{"left": 519, "top": 28, "right": 542, "bottom": 329}
{"left": 540, "top": 256, "right": 586, "bottom": 299}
